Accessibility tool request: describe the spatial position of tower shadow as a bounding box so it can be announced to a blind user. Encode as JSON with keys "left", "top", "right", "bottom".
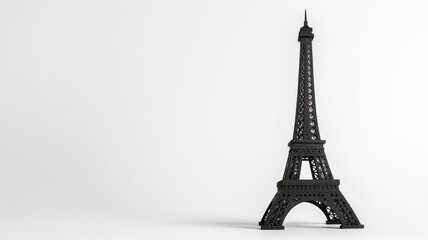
{"left": 191, "top": 220, "right": 259, "bottom": 230}
{"left": 189, "top": 220, "right": 338, "bottom": 230}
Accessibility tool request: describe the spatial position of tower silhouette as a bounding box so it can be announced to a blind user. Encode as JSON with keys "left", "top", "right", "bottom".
{"left": 259, "top": 11, "right": 364, "bottom": 230}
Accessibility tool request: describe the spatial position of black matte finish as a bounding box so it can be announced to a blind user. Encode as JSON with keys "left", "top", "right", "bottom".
{"left": 259, "top": 11, "right": 364, "bottom": 230}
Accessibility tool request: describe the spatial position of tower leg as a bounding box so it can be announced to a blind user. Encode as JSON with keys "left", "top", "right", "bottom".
{"left": 330, "top": 191, "right": 364, "bottom": 229}
{"left": 259, "top": 197, "right": 274, "bottom": 226}
{"left": 259, "top": 190, "right": 293, "bottom": 230}
{"left": 307, "top": 200, "right": 341, "bottom": 224}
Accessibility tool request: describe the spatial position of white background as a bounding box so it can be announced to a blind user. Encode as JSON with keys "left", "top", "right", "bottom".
{"left": 1, "top": 0, "right": 427, "bottom": 239}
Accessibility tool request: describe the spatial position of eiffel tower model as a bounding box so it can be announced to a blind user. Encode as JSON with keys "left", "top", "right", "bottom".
{"left": 259, "top": 11, "right": 364, "bottom": 230}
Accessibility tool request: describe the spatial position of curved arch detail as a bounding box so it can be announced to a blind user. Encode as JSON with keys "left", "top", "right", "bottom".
{"left": 259, "top": 185, "right": 363, "bottom": 229}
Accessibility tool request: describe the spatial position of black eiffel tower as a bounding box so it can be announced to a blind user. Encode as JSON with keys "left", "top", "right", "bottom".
{"left": 259, "top": 11, "right": 364, "bottom": 230}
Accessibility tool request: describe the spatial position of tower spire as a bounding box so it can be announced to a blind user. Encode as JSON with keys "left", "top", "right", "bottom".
{"left": 298, "top": 9, "right": 313, "bottom": 41}
{"left": 304, "top": 9, "right": 308, "bottom": 26}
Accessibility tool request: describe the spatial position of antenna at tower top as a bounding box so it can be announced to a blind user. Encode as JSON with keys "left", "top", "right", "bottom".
{"left": 304, "top": 9, "right": 308, "bottom": 26}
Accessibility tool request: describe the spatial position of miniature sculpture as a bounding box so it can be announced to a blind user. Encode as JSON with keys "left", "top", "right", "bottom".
{"left": 259, "top": 11, "right": 364, "bottom": 230}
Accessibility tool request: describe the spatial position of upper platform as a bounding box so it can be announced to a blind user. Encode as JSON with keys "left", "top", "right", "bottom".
{"left": 288, "top": 139, "right": 326, "bottom": 148}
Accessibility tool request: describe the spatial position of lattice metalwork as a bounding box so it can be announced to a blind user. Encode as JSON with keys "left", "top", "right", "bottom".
{"left": 293, "top": 36, "right": 320, "bottom": 141}
{"left": 283, "top": 149, "right": 333, "bottom": 181}
{"left": 259, "top": 11, "right": 363, "bottom": 230}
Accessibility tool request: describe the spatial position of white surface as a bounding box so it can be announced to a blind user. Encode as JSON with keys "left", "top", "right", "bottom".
{"left": 0, "top": 0, "right": 427, "bottom": 239}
